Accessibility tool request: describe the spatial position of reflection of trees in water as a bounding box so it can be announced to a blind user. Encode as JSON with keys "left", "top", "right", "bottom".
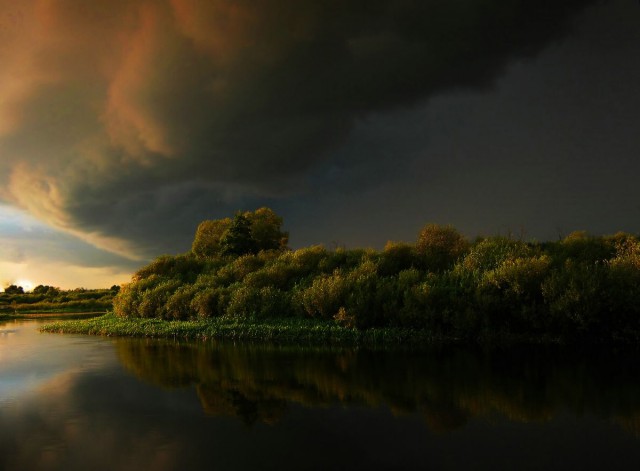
{"left": 115, "top": 339, "right": 640, "bottom": 433}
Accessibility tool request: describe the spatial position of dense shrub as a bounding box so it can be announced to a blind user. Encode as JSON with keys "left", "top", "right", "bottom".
{"left": 112, "top": 283, "right": 139, "bottom": 318}
{"left": 461, "top": 237, "right": 532, "bottom": 272}
{"left": 192, "top": 218, "right": 232, "bottom": 259}
{"left": 214, "top": 254, "right": 268, "bottom": 285}
{"left": 409, "top": 271, "right": 477, "bottom": 334}
{"left": 378, "top": 242, "right": 420, "bottom": 276}
{"left": 477, "top": 255, "right": 551, "bottom": 333}
{"left": 110, "top": 207, "right": 640, "bottom": 342}
{"left": 190, "top": 285, "right": 233, "bottom": 319}
{"left": 342, "top": 259, "right": 382, "bottom": 329}
{"left": 226, "top": 285, "right": 290, "bottom": 319}
{"left": 138, "top": 278, "right": 183, "bottom": 319}
{"left": 165, "top": 285, "right": 199, "bottom": 320}
{"left": 605, "top": 239, "right": 640, "bottom": 335}
{"left": 281, "top": 245, "right": 329, "bottom": 275}
{"left": 192, "top": 207, "right": 288, "bottom": 259}
{"left": 133, "top": 254, "right": 204, "bottom": 283}
{"left": 541, "top": 261, "right": 609, "bottom": 336}
{"left": 416, "top": 224, "right": 469, "bottom": 272}
{"left": 245, "top": 207, "right": 289, "bottom": 252}
{"left": 299, "top": 270, "right": 349, "bottom": 319}
{"left": 317, "top": 248, "right": 368, "bottom": 274}
{"left": 549, "top": 231, "right": 617, "bottom": 267}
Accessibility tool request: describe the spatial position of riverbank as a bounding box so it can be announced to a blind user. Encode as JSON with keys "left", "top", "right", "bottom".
{"left": 41, "top": 312, "right": 458, "bottom": 345}
{"left": 1, "top": 311, "right": 107, "bottom": 322}
{"left": 39, "top": 312, "right": 575, "bottom": 346}
{"left": 107, "top": 210, "right": 640, "bottom": 343}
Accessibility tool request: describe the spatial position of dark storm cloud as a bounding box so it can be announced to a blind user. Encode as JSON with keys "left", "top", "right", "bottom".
{"left": 0, "top": 0, "right": 597, "bottom": 257}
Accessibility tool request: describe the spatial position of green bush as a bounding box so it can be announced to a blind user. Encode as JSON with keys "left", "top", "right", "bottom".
{"left": 280, "top": 245, "right": 328, "bottom": 276}
{"left": 408, "top": 271, "right": 477, "bottom": 335}
{"left": 416, "top": 224, "right": 469, "bottom": 272}
{"left": 113, "top": 276, "right": 164, "bottom": 318}
{"left": 378, "top": 242, "right": 420, "bottom": 276}
{"left": 110, "top": 207, "right": 640, "bottom": 342}
{"left": 299, "top": 270, "right": 349, "bottom": 319}
{"left": 245, "top": 206, "right": 289, "bottom": 252}
{"left": 541, "top": 260, "right": 609, "bottom": 336}
{"left": 343, "top": 259, "right": 382, "bottom": 329}
{"left": 605, "top": 239, "right": 640, "bottom": 335}
{"left": 165, "top": 285, "right": 199, "bottom": 320}
{"left": 214, "top": 254, "right": 267, "bottom": 285}
{"left": 477, "top": 255, "right": 551, "bottom": 333}
{"left": 226, "top": 285, "right": 290, "bottom": 319}
{"left": 317, "top": 248, "right": 368, "bottom": 274}
{"left": 549, "top": 231, "right": 617, "bottom": 267}
{"left": 244, "top": 258, "right": 311, "bottom": 291}
{"left": 191, "top": 207, "right": 288, "bottom": 259}
{"left": 192, "top": 218, "right": 232, "bottom": 259}
{"left": 133, "top": 254, "right": 204, "bottom": 283}
{"left": 190, "top": 285, "right": 233, "bottom": 319}
{"left": 461, "top": 237, "right": 532, "bottom": 273}
{"left": 138, "top": 278, "right": 183, "bottom": 319}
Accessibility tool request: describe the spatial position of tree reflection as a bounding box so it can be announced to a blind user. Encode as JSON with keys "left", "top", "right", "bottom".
{"left": 116, "top": 339, "right": 640, "bottom": 433}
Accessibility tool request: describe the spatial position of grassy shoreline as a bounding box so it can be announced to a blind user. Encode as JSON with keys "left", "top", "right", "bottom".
{"left": 1, "top": 311, "right": 107, "bottom": 322}
{"left": 40, "top": 312, "right": 459, "bottom": 345}
{"left": 39, "top": 312, "right": 576, "bottom": 346}
{"left": 1, "top": 309, "right": 108, "bottom": 316}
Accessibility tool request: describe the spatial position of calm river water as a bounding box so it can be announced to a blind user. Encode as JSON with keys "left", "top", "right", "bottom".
{"left": 1, "top": 318, "right": 640, "bottom": 470}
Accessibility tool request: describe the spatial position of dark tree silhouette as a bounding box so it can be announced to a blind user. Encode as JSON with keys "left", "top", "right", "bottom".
{"left": 220, "top": 213, "right": 258, "bottom": 257}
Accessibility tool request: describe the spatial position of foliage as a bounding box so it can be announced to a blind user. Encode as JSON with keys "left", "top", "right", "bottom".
{"left": 0, "top": 286, "right": 117, "bottom": 314}
{"left": 4, "top": 284, "right": 24, "bottom": 294}
{"left": 478, "top": 255, "right": 552, "bottom": 333}
{"left": 191, "top": 218, "right": 232, "bottom": 258}
{"left": 378, "top": 242, "right": 420, "bottom": 276}
{"left": 133, "top": 253, "right": 204, "bottom": 283}
{"left": 460, "top": 236, "right": 532, "bottom": 272}
{"left": 548, "top": 231, "right": 618, "bottom": 267}
{"left": 416, "top": 224, "right": 469, "bottom": 272}
{"left": 245, "top": 207, "right": 289, "bottom": 252}
{"left": 41, "top": 312, "right": 439, "bottom": 345}
{"left": 192, "top": 207, "right": 289, "bottom": 260}
{"left": 105, "top": 207, "right": 640, "bottom": 343}
{"left": 220, "top": 212, "right": 258, "bottom": 257}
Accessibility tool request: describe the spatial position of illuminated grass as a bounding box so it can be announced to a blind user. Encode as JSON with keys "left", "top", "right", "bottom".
{"left": 40, "top": 312, "right": 440, "bottom": 345}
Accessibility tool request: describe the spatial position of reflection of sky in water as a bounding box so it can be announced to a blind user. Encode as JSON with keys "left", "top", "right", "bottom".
{"left": 0, "top": 320, "right": 115, "bottom": 404}
{"left": 2, "top": 320, "right": 640, "bottom": 470}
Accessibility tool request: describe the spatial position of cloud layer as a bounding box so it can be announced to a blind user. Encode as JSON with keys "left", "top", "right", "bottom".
{"left": 0, "top": 0, "right": 598, "bottom": 259}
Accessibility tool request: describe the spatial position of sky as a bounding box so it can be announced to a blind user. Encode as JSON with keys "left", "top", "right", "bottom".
{"left": 1, "top": 0, "right": 639, "bottom": 289}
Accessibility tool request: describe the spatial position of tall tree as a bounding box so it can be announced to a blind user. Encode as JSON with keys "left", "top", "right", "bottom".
{"left": 192, "top": 217, "right": 232, "bottom": 258}
{"left": 192, "top": 208, "right": 288, "bottom": 259}
{"left": 220, "top": 213, "right": 258, "bottom": 257}
{"left": 245, "top": 207, "right": 289, "bottom": 252}
{"left": 4, "top": 285, "right": 24, "bottom": 294}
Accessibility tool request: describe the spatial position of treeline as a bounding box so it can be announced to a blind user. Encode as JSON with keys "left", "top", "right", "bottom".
{"left": 114, "top": 207, "right": 640, "bottom": 342}
{"left": 0, "top": 285, "right": 119, "bottom": 313}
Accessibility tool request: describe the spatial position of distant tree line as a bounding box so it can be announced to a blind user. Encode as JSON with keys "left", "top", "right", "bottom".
{"left": 0, "top": 285, "right": 120, "bottom": 313}
{"left": 112, "top": 207, "right": 640, "bottom": 343}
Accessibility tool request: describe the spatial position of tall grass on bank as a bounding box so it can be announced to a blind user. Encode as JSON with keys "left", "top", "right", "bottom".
{"left": 41, "top": 312, "right": 444, "bottom": 346}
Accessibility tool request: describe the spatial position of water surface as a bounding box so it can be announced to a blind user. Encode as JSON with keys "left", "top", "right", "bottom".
{"left": 1, "top": 318, "right": 640, "bottom": 470}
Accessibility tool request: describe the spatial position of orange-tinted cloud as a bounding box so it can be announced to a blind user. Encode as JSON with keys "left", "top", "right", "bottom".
{"left": 0, "top": 0, "right": 596, "bottom": 258}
